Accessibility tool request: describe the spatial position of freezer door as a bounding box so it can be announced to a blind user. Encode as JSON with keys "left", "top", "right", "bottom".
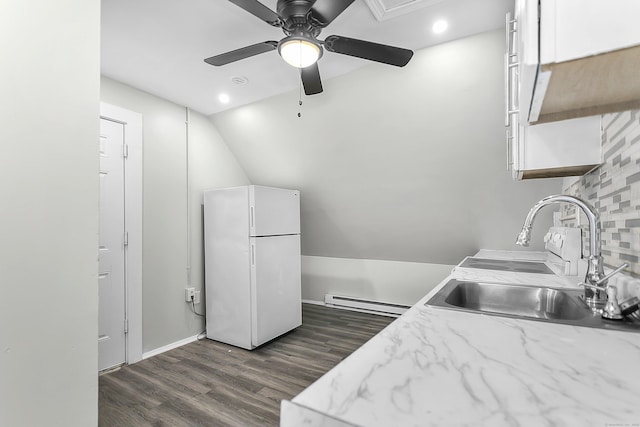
{"left": 249, "top": 186, "right": 300, "bottom": 237}
{"left": 250, "top": 235, "right": 302, "bottom": 347}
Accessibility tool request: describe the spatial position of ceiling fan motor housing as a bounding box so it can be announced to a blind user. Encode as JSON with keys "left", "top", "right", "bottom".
{"left": 277, "top": 0, "right": 322, "bottom": 37}
{"left": 277, "top": 0, "right": 313, "bottom": 21}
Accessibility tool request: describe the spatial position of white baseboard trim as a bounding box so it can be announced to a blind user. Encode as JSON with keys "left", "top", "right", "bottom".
{"left": 302, "top": 297, "right": 404, "bottom": 318}
{"left": 325, "top": 293, "right": 409, "bottom": 316}
{"left": 142, "top": 334, "right": 200, "bottom": 360}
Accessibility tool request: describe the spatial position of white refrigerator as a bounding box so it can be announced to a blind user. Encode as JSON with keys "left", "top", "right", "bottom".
{"left": 203, "top": 185, "right": 302, "bottom": 350}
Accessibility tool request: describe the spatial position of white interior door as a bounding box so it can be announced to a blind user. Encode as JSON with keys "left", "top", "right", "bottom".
{"left": 98, "top": 118, "right": 126, "bottom": 371}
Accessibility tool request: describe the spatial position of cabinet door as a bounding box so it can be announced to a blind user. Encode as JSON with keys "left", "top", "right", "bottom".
{"left": 515, "top": 116, "right": 601, "bottom": 179}
{"left": 541, "top": 0, "right": 640, "bottom": 64}
{"left": 524, "top": 0, "right": 640, "bottom": 123}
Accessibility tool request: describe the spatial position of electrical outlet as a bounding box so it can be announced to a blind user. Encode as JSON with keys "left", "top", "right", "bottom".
{"left": 194, "top": 290, "right": 201, "bottom": 305}
{"left": 185, "top": 287, "right": 195, "bottom": 302}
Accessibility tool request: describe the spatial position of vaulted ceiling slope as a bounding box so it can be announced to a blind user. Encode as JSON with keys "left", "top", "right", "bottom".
{"left": 211, "top": 31, "right": 562, "bottom": 265}
{"left": 101, "top": 0, "right": 513, "bottom": 115}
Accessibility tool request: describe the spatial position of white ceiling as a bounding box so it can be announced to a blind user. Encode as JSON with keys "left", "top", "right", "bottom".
{"left": 101, "top": 0, "right": 513, "bottom": 115}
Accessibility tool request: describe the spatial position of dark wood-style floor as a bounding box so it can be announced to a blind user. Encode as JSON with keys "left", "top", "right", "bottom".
{"left": 99, "top": 304, "right": 395, "bottom": 427}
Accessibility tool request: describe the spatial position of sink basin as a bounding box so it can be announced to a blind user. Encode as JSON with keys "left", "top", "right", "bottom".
{"left": 442, "top": 280, "right": 584, "bottom": 320}
{"left": 426, "top": 279, "right": 640, "bottom": 332}
{"left": 458, "top": 257, "right": 554, "bottom": 274}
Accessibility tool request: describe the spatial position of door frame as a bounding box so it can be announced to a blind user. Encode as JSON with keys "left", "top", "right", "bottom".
{"left": 100, "top": 102, "right": 143, "bottom": 365}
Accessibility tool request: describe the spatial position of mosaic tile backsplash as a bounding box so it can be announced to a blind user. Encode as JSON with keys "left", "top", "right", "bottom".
{"left": 562, "top": 109, "right": 640, "bottom": 277}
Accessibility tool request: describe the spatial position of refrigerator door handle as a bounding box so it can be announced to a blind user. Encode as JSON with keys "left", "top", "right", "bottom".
{"left": 251, "top": 243, "right": 255, "bottom": 266}
{"left": 250, "top": 206, "right": 255, "bottom": 230}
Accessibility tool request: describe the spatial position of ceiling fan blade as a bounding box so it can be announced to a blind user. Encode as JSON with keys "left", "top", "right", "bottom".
{"left": 204, "top": 41, "right": 278, "bottom": 66}
{"left": 301, "top": 63, "right": 323, "bottom": 95}
{"left": 324, "top": 35, "right": 413, "bottom": 67}
{"left": 227, "top": 0, "right": 282, "bottom": 27}
{"left": 310, "top": 0, "right": 356, "bottom": 27}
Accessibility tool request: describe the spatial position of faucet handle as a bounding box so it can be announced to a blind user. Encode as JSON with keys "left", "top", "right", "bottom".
{"left": 578, "top": 281, "right": 606, "bottom": 292}
{"left": 595, "top": 263, "right": 629, "bottom": 286}
{"left": 579, "top": 263, "right": 629, "bottom": 291}
{"left": 579, "top": 282, "right": 624, "bottom": 320}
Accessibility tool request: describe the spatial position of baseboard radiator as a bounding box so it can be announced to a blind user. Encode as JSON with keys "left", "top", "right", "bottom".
{"left": 324, "top": 294, "right": 410, "bottom": 317}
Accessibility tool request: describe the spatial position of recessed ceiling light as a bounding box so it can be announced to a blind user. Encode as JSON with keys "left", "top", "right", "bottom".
{"left": 432, "top": 19, "right": 448, "bottom": 34}
{"left": 218, "top": 93, "right": 230, "bottom": 104}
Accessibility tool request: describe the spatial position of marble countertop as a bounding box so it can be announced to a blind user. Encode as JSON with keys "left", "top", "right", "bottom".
{"left": 281, "top": 251, "right": 640, "bottom": 427}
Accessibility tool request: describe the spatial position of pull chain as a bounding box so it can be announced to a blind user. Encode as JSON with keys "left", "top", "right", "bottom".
{"left": 298, "top": 71, "right": 303, "bottom": 118}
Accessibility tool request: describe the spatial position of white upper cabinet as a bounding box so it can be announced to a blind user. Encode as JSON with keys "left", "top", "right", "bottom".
{"left": 540, "top": 1, "right": 640, "bottom": 64}
{"left": 521, "top": 0, "right": 640, "bottom": 124}
{"left": 504, "top": 0, "right": 640, "bottom": 180}
{"left": 509, "top": 116, "right": 601, "bottom": 180}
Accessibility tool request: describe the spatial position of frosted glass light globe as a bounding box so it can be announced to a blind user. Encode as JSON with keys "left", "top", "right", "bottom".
{"left": 279, "top": 39, "right": 320, "bottom": 68}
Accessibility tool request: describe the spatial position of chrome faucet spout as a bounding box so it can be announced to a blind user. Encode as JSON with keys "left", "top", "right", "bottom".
{"left": 515, "top": 225, "right": 532, "bottom": 247}
{"left": 516, "top": 194, "right": 606, "bottom": 308}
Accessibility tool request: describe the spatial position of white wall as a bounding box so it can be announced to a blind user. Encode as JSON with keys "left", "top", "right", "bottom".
{"left": 0, "top": 1, "right": 100, "bottom": 426}
{"left": 100, "top": 77, "right": 250, "bottom": 352}
{"left": 302, "top": 256, "right": 454, "bottom": 305}
{"left": 211, "top": 30, "right": 560, "bottom": 266}
{"left": 211, "top": 30, "right": 560, "bottom": 303}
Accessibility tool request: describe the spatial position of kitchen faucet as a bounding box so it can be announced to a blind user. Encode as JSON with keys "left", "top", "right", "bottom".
{"left": 515, "top": 194, "right": 626, "bottom": 313}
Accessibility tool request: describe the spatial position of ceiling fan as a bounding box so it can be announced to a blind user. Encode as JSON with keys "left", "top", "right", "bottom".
{"left": 204, "top": 0, "right": 414, "bottom": 95}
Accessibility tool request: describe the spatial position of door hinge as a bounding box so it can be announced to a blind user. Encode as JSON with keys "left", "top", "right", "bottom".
{"left": 124, "top": 319, "right": 129, "bottom": 334}
{"left": 124, "top": 231, "right": 129, "bottom": 246}
{"left": 123, "top": 143, "right": 129, "bottom": 159}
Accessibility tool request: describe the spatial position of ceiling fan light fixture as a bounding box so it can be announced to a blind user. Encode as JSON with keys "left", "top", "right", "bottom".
{"left": 278, "top": 36, "right": 322, "bottom": 68}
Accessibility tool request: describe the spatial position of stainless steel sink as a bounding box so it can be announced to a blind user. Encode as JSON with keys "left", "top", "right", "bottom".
{"left": 425, "top": 279, "right": 640, "bottom": 332}
{"left": 458, "top": 257, "right": 554, "bottom": 274}
{"left": 441, "top": 280, "right": 584, "bottom": 319}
